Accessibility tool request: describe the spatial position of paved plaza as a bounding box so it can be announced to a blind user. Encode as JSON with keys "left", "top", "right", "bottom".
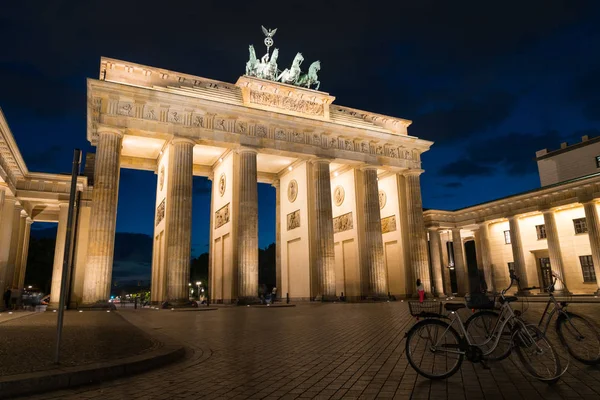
{"left": 17, "top": 302, "right": 600, "bottom": 400}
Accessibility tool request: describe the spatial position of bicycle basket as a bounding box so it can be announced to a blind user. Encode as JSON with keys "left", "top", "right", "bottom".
{"left": 408, "top": 300, "right": 442, "bottom": 317}
{"left": 465, "top": 292, "right": 495, "bottom": 309}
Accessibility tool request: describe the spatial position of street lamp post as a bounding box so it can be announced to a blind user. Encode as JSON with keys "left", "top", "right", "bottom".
{"left": 196, "top": 281, "right": 201, "bottom": 300}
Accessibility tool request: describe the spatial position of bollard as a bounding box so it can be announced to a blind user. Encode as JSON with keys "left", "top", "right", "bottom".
{"left": 286, "top": 293, "right": 289, "bottom": 304}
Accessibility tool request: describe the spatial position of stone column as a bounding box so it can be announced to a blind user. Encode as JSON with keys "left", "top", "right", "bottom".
{"left": 17, "top": 218, "right": 33, "bottom": 289}
{"left": 5, "top": 204, "right": 23, "bottom": 289}
{"left": 361, "top": 167, "right": 387, "bottom": 298}
{"left": 508, "top": 215, "right": 530, "bottom": 292}
{"left": 82, "top": 128, "right": 123, "bottom": 304}
{"left": 582, "top": 200, "right": 600, "bottom": 293}
{"left": 311, "top": 160, "right": 336, "bottom": 300}
{"left": 237, "top": 148, "right": 259, "bottom": 303}
{"left": 542, "top": 209, "right": 568, "bottom": 293}
{"left": 165, "top": 138, "right": 194, "bottom": 305}
{"left": 478, "top": 222, "right": 495, "bottom": 292}
{"left": 404, "top": 171, "right": 432, "bottom": 294}
{"left": 0, "top": 195, "right": 16, "bottom": 295}
{"left": 272, "top": 179, "right": 282, "bottom": 299}
{"left": 451, "top": 228, "right": 468, "bottom": 295}
{"left": 428, "top": 228, "right": 445, "bottom": 296}
{"left": 11, "top": 212, "right": 28, "bottom": 288}
{"left": 50, "top": 203, "right": 69, "bottom": 308}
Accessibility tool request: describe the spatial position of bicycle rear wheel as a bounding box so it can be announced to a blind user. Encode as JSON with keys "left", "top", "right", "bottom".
{"left": 556, "top": 312, "right": 600, "bottom": 365}
{"left": 514, "top": 324, "right": 562, "bottom": 383}
{"left": 464, "top": 310, "right": 512, "bottom": 361}
{"left": 405, "top": 319, "right": 464, "bottom": 380}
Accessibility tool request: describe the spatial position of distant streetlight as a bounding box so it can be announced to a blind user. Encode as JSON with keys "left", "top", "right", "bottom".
{"left": 195, "top": 282, "right": 202, "bottom": 300}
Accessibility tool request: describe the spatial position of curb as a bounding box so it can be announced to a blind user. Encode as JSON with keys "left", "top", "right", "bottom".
{"left": 0, "top": 327, "right": 185, "bottom": 399}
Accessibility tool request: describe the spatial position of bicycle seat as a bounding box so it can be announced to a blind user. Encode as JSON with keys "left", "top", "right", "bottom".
{"left": 500, "top": 296, "right": 518, "bottom": 303}
{"left": 444, "top": 303, "right": 466, "bottom": 311}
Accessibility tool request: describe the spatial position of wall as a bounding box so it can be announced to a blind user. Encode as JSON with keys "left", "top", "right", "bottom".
{"left": 538, "top": 140, "right": 600, "bottom": 186}
{"left": 279, "top": 162, "right": 311, "bottom": 301}
{"left": 151, "top": 147, "right": 169, "bottom": 303}
{"left": 210, "top": 152, "right": 236, "bottom": 303}
{"left": 331, "top": 169, "right": 361, "bottom": 300}
{"left": 488, "top": 221, "right": 515, "bottom": 292}
{"left": 378, "top": 174, "right": 408, "bottom": 297}
{"left": 554, "top": 206, "right": 595, "bottom": 293}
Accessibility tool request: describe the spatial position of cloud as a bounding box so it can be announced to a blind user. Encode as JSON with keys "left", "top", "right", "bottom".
{"left": 439, "top": 159, "right": 495, "bottom": 178}
{"left": 443, "top": 182, "right": 463, "bottom": 188}
{"left": 571, "top": 66, "right": 600, "bottom": 121}
{"left": 411, "top": 92, "right": 517, "bottom": 145}
{"left": 438, "top": 129, "right": 596, "bottom": 178}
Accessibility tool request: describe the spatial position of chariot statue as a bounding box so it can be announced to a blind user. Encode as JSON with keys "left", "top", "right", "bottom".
{"left": 244, "top": 26, "right": 322, "bottom": 91}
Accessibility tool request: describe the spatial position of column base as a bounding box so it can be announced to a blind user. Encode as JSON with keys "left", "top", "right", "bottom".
{"left": 237, "top": 297, "right": 263, "bottom": 306}
{"left": 516, "top": 290, "right": 531, "bottom": 296}
{"left": 593, "top": 289, "right": 600, "bottom": 296}
{"left": 314, "top": 294, "right": 339, "bottom": 302}
{"left": 78, "top": 301, "right": 117, "bottom": 311}
{"left": 552, "top": 289, "right": 572, "bottom": 296}
{"left": 161, "top": 299, "right": 198, "bottom": 309}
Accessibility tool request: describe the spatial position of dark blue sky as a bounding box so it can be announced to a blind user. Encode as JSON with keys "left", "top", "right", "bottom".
{"left": 3, "top": 1, "right": 600, "bottom": 255}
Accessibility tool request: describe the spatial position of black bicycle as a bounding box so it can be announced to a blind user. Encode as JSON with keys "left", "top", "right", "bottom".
{"left": 466, "top": 272, "right": 600, "bottom": 365}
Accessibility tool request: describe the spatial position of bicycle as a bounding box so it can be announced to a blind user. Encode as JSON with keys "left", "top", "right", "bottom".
{"left": 467, "top": 272, "right": 600, "bottom": 365}
{"left": 404, "top": 273, "right": 562, "bottom": 382}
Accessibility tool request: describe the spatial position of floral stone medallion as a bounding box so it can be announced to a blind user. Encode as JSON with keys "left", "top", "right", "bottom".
{"left": 219, "top": 173, "right": 226, "bottom": 197}
{"left": 288, "top": 179, "right": 298, "bottom": 203}
{"left": 333, "top": 185, "right": 345, "bottom": 207}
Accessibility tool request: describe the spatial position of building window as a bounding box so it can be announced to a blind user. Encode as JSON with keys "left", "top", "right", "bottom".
{"left": 504, "top": 230, "right": 511, "bottom": 244}
{"left": 508, "top": 262, "right": 515, "bottom": 274}
{"left": 579, "top": 255, "right": 597, "bottom": 283}
{"left": 596, "top": 155, "right": 600, "bottom": 168}
{"left": 573, "top": 218, "right": 588, "bottom": 234}
{"left": 536, "top": 224, "right": 547, "bottom": 240}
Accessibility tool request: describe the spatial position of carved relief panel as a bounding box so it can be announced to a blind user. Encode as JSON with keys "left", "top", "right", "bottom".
{"left": 287, "top": 179, "right": 298, "bottom": 203}
{"left": 287, "top": 210, "right": 301, "bottom": 231}
{"left": 333, "top": 212, "right": 353, "bottom": 234}
{"left": 379, "top": 190, "right": 386, "bottom": 209}
{"left": 156, "top": 199, "right": 166, "bottom": 226}
{"left": 333, "top": 186, "right": 345, "bottom": 206}
{"left": 381, "top": 215, "right": 397, "bottom": 234}
{"left": 215, "top": 203, "right": 230, "bottom": 229}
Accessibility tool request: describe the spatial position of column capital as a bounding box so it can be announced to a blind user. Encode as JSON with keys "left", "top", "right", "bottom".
{"left": 97, "top": 125, "right": 125, "bottom": 138}
{"left": 309, "top": 158, "right": 332, "bottom": 166}
{"left": 359, "top": 165, "right": 379, "bottom": 172}
{"left": 236, "top": 146, "right": 258, "bottom": 155}
{"left": 402, "top": 169, "right": 424, "bottom": 177}
{"left": 171, "top": 137, "right": 196, "bottom": 146}
{"left": 580, "top": 197, "right": 599, "bottom": 206}
{"left": 427, "top": 225, "right": 441, "bottom": 232}
{"left": 26, "top": 217, "right": 33, "bottom": 225}
{"left": 451, "top": 226, "right": 462, "bottom": 233}
{"left": 475, "top": 220, "right": 490, "bottom": 227}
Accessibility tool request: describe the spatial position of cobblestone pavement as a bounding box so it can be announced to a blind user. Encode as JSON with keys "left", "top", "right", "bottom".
{"left": 0, "top": 311, "right": 155, "bottom": 376}
{"left": 21, "top": 301, "right": 600, "bottom": 400}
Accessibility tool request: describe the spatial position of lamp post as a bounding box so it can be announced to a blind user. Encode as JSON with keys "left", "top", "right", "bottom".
{"left": 196, "top": 281, "right": 201, "bottom": 300}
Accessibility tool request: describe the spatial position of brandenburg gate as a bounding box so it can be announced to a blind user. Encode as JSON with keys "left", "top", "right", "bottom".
{"left": 82, "top": 33, "right": 434, "bottom": 305}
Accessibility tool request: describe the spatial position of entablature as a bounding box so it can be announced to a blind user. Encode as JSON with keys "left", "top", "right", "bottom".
{"left": 88, "top": 79, "right": 431, "bottom": 170}
{"left": 424, "top": 173, "right": 600, "bottom": 229}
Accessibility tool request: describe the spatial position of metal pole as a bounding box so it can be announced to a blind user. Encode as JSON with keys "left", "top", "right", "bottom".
{"left": 54, "top": 149, "right": 82, "bottom": 364}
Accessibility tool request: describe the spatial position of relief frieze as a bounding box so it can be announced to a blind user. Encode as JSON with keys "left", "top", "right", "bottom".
{"left": 333, "top": 212, "right": 353, "bottom": 234}
{"left": 215, "top": 203, "right": 230, "bottom": 229}
{"left": 287, "top": 210, "right": 300, "bottom": 231}
{"left": 155, "top": 199, "right": 165, "bottom": 226}
{"left": 381, "top": 215, "right": 397, "bottom": 234}
{"left": 249, "top": 91, "right": 324, "bottom": 116}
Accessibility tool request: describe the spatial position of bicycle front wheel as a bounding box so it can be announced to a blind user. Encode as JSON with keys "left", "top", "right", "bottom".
{"left": 514, "top": 324, "right": 562, "bottom": 383}
{"left": 556, "top": 312, "right": 600, "bottom": 365}
{"left": 405, "top": 319, "right": 464, "bottom": 380}
{"left": 464, "top": 310, "right": 512, "bottom": 361}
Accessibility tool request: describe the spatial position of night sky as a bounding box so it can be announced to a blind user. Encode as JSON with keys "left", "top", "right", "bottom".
{"left": 2, "top": 1, "right": 600, "bottom": 256}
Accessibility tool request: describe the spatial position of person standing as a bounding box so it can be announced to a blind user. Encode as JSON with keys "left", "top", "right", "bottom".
{"left": 416, "top": 279, "right": 425, "bottom": 303}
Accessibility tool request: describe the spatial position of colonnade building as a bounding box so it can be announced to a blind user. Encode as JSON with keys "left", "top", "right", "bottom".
{"left": 425, "top": 136, "right": 600, "bottom": 296}
{"left": 1, "top": 56, "right": 599, "bottom": 308}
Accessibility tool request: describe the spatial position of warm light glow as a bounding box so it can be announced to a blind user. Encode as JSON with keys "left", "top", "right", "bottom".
{"left": 27, "top": 285, "right": 32, "bottom": 289}
{"left": 188, "top": 283, "right": 191, "bottom": 286}
{"left": 196, "top": 281, "right": 201, "bottom": 285}
{"left": 219, "top": 158, "right": 223, "bottom": 163}
{"left": 288, "top": 166, "right": 293, "bottom": 171}
{"left": 334, "top": 171, "right": 339, "bottom": 177}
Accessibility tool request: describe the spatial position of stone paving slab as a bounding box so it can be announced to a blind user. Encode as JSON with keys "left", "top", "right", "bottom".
{"left": 15, "top": 302, "right": 600, "bottom": 399}
{"left": 0, "top": 311, "right": 154, "bottom": 377}
{"left": 0, "top": 311, "right": 35, "bottom": 325}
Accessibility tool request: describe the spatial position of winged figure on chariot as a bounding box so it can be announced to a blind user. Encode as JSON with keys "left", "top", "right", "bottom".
{"left": 245, "top": 26, "right": 321, "bottom": 90}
